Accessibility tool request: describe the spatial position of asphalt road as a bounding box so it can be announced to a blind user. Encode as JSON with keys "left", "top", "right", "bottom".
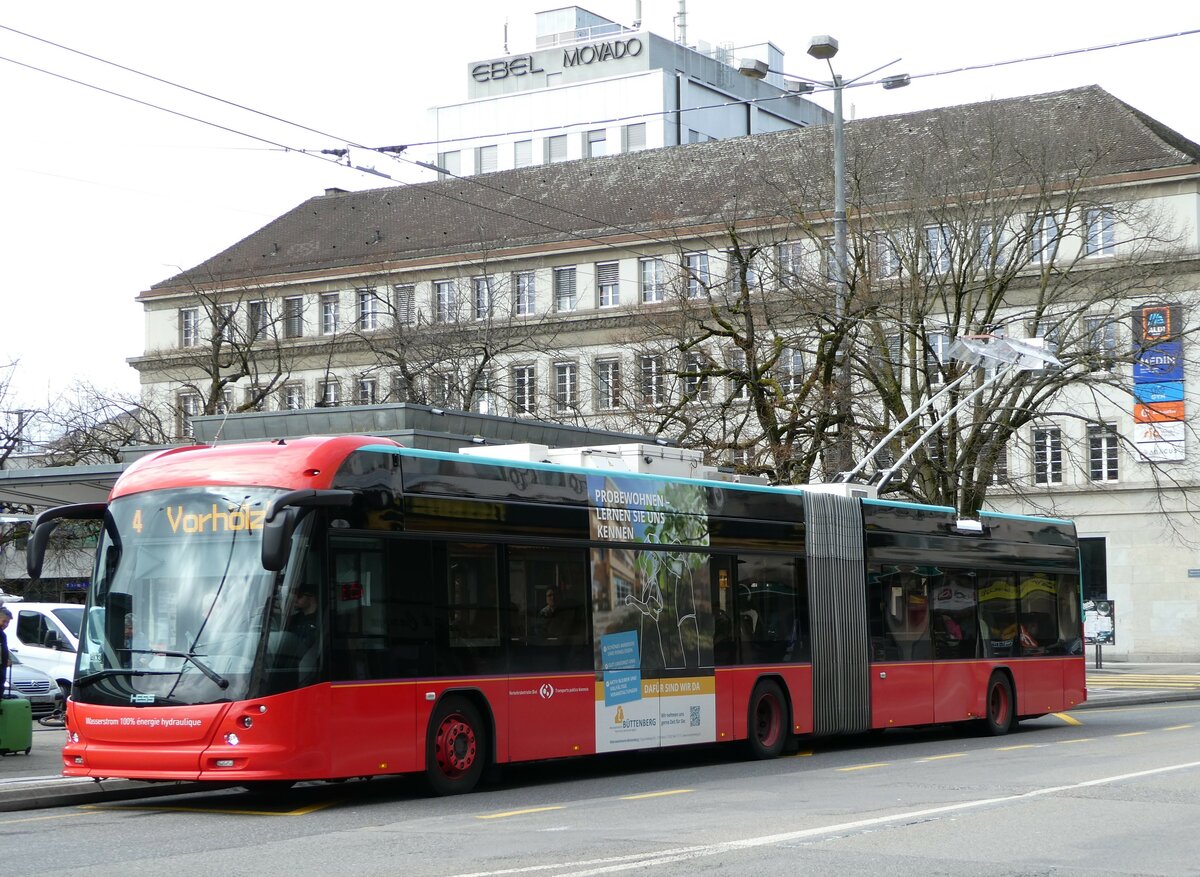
{"left": 2, "top": 699, "right": 1199, "bottom": 876}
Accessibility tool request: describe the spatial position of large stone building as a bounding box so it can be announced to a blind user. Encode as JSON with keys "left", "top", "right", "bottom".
{"left": 129, "top": 86, "right": 1200, "bottom": 659}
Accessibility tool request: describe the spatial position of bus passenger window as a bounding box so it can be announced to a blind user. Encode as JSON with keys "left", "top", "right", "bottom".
{"left": 931, "top": 571, "right": 978, "bottom": 660}
{"left": 1017, "top": 573, "right": 1058, "bottom": 656}
{"left": 736, "top": 555, "right": 800, "bottom": 664}
{"left": 977, "top": 572, "right": 1018, "bottom": 658}
{"left": 447, "top": 546, "right": 499, "bottom": 646}
{"left": 509, "top": 546, "right": 588, "bottom": 646}
{"left": 868, "top": 568, "right": 930, "bottom": 661}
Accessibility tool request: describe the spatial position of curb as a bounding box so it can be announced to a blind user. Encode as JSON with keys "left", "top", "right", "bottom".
{"left": 0, "top": 777, "right": 207, "bottom": 812}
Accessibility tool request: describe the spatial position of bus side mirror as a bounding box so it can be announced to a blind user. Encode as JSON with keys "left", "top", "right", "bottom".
{"left": 26, "top": 519, "right": 58, "bottom": 579}
{"left": 262, "top": 507, "right": 299, "bottom": 572}
{"left": 26, "top": 502, "right": 107, "bottom": 579}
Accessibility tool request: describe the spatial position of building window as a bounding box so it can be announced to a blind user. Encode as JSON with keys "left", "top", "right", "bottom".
{"left": 394, "top": 285, "right": 416, "bottom": 325}
{"left": 684, "top": 354, "right": 711, "bottom": 402}
{"left": 777, "top": 242, "right": 803, "bottom": 280}
{"left": 554, "top": 267, "right": 577, "bottom": 312}
{"left": 283, "top": 384, "right": 305, "bottom": 411}
{"left": 554, "top": 362, "right": 578, "bottom": 413}
{"left": 1088, "top": 424, "right": 1119, "bottom": 482}
{"left": 471, "top": 372, "right": 496, "bottom": 415}
{"left": 875, "top": 235, "right": 900, "bottom": 278}
{"left": 476, "top": 144, "right": 498, "bottom": 174}
{"left": 1083, "top": 315, "right": 1117, "bottom": 370}
{"left": 726, "top": 250, "right": 759, "bottom": 292}
{"left": 320, "top": 293, "right": 340, "bottom": 335}
{"left": 640, "top": 354, "right": 666, "bottom": 407}
{"left": 318, "top": 379, "right": 340, "bottom": 407}
{"left": 473, "top": 276, "right": 493, "bottom": 320}
{"left": 215, "top": 390, "right": 234, "bottom": 416}
{"left": 248, "top": 300, "right": 269, "bottom": 339}
{"left": 389, "top": 373, "right": 411, "bottom": 403}
{"left": 596, "top": 261, "right": 620, "bottom": 308}
{"left": 780, "top": 346, "right": 804, "bottom": 395}
{"left": 284, "top": 296, "right": 304, "bottom": 338}
{"left": 437, "top": 150, "right": 460, "bottom": 176}
{"left": 435, "top": 281, "right": 455, "bottom": 322}
{"left": 512, "top": 365, "right": 536, "bottom": 415}
{"left": 624, "top": 122, "right": 646, "bottom": 152}
{"left": 1030, "top": 212, "right": 1060, "bottom": 263}
{"left": 596, "top": 358, "right": 621, "bottom": 410}
{"left": 978, "top": 222, "right": 1011, "bottom": 267}
{"left": 987, "top": 441, "right": 1009, "bottom": 485}
{"left": 357, "top": 289, "right": 380, "bottom": 331}
{"left": 685, "top": 252, "right": 710, "bottom": 298}
{"left": 357, "top": 378, "right": 377, "bottom": 406}
{"left": 1033, "top": 427, "right": 1063, "bottom": 485}
{"left": 727, "top": 349, "right": 749, "bottom": 400}
{"left": 177, "top": 392, "right": 202, "bottom": 437}
{"left": 547, "top": 135, "right": 568, "bottom": 163}
{"left": 1085, "top": 207, "right": 1116, "bottom": 257}
{"left": 586, "top": 128, "right": 607, "bottom": 158}
{"left": 925, "top": 331, "right": 950, "bottom": 386}
{"left": 514, "top": 140, "right": 533, "bottom": 168}
{"left": 640, "top": 257, "right": 665, "bottom": 303}
{"left": 924, "top": 224, "right": 951, "bottom": 275}
{"left": 514, "top": 272, "right": 535, "bottom": 316}
{"left": 179, "top": 308, "right": 199, "bottom": 348}
{"left": 218, "top": 304, "right": 235, "bottom": 343}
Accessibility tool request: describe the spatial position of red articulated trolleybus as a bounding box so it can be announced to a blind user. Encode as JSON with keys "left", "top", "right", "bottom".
{"left": 27, "top": 435, "right": 1085, "bottom": 795}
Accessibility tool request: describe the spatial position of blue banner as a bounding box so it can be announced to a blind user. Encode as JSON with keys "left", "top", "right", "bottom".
{"left": 1133, "top": 381, "right": 1184, "bottom": 403}
{"left": 1134, "top": 339, "right": 1183, "bottom": 383}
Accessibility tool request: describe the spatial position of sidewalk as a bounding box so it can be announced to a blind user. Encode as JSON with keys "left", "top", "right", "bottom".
{"left": 3, "top": 665, "right": 1198, "bottom": 812}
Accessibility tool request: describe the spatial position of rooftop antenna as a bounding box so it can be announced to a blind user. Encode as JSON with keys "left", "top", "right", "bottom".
{"left": 674, "top": 0, "right": 686, "bottom": 46}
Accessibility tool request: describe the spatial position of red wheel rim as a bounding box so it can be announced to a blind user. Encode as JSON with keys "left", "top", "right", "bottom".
{"left": 434, "top": 714, "right": 477, "bottom": 777}
{"left": 754, "top": 693, "right": 782, "bottom": 748}
{"left": 989, "top": 682, "right": 1010, "bottom": 726}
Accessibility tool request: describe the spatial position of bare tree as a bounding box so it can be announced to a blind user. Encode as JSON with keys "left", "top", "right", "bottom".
{"left": 37, "top": 382, "right": 173, "bottom": 465}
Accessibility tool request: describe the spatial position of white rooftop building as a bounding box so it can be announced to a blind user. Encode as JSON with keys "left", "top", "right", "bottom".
{"left": 428, "top": 4, "right": 830, "bottom": 176}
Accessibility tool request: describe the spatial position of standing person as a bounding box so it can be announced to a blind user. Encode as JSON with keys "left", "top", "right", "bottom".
{"left": 0, "top": 607, "right": 11, "bottom": 689}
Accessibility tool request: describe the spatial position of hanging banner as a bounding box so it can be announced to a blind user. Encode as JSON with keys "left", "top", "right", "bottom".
{"left": 1130, "top": 304, "right": 1186, "bottom": 462}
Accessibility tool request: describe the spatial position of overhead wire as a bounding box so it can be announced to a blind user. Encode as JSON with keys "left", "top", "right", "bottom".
{"left": 2, "top": 24, "right": 1197, "bottom": 306}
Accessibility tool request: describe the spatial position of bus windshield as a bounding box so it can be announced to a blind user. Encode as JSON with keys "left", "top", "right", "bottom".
{"left": 74, "top": 487, "right": 290, "bottom": 707}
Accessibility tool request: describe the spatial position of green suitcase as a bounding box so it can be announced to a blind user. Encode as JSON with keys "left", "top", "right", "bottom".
{"left": 0, "top": 694, "right": 32, "bottom": 755}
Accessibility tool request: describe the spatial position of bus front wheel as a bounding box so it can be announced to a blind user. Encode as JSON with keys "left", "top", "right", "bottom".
{"left": 746, "top": 679, "right": 788, "bottom": 759}
{"left": 426, "top": 695, "right": 487, "bottom": 795}
{"left": 981, "top": 672, "right": 1015, "bottom": 736}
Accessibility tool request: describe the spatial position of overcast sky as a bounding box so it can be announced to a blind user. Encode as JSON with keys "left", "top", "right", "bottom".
{"left": 2, "top": 1, "right": 1196, "bottom": 410}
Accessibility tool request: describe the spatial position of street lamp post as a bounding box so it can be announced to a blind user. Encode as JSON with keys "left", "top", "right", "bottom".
{"left": 741, "top": 37, "right": 907, "bottom": 476}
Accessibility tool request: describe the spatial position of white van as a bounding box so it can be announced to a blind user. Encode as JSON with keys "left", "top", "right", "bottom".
{"left": 6, "top": 602, "right": 82, "bottom": 693}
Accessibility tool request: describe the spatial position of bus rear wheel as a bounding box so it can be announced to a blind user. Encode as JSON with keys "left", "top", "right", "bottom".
{"left": 981, "top": 672, "right": 1015, "bottom": 736}
{"left": 427, "top": 695, "right": 486, "bottom": 796}
{"left": 746, "top": 679, "right": 788, "bottom": 759}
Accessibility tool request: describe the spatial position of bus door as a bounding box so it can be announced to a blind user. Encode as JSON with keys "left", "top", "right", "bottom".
{"left": 326, "top": 534, "right": 432, "bottom": 777}
{"left": 867, "top": 567, "right": 934, "bottom": 728}
{"left": 505, "top": 545, "right": 593, "bottom": 762}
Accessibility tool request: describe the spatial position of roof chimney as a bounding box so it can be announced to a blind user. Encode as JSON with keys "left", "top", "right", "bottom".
{"left": 324, "top": 187, "right": 349, "bottom": 196}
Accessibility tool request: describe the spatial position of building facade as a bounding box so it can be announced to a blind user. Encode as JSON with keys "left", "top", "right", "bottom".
{"left": 428, "top": 5, "right": 828, "bottom": 177}
{"left": 129, "top": 86, "right": 1200, "bottom": 659}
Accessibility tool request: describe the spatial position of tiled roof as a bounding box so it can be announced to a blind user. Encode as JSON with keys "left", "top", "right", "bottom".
{"left": 153, "top": 86, "right": 1200, "bottom": 293}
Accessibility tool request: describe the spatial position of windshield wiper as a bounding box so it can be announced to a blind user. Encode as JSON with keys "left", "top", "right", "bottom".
{"left": 126, "top": 648, "right": 230, "bottom": 689}
{"left": 75, "top": 667, "right": 178, "bottom": 687}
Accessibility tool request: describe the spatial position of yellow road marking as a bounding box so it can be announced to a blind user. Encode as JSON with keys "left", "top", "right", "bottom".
{"left": 789, "top": 749, "right": 814, "bottom": 758}
{"left": 837, "top": 762, "right": 889, "bottom": 772}
{"left": 1052, "top": 712, "right": 1082, "bottom": 726}
{"left": 1060, "top": 738, "right": 1095, "bottom": 744}
{"left": 477, "top": 805, "right": 566, "bottom": 820}
{"left": 1117, "top": 731, "right": 1148, "bottom": 738}
{"left": 996, "top": 744, "right": 1038, "bottom": 751}
{"left": 621, "top": 789, "right": 692, "bottom": 800}
{"left": 921, "top": 753, "right": 966, "bottom": 762}
{"left": 1163, "top": 724, "right": 1192, "bottom": 731}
